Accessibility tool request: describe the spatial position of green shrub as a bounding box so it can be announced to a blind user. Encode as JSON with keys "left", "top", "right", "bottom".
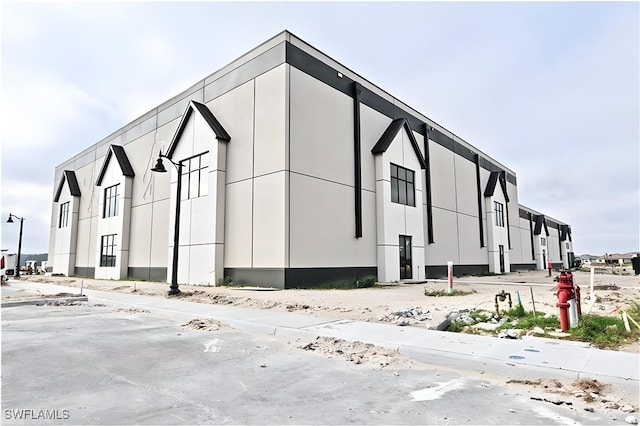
{"left": 424, "top": 288, "right": 477, "bottom": 297}
{"left": 505, "top": 304, "right": 526, "bottom": 318}
{"left": 314, "top": 276, "right": 377, "bottom": 290}
{"left": 218, "top": 276, "right": 233, "bottom": 286}
{"left": 355, "top": 276, "right": 377, "bottom": 288}
{"left": 569, "top": 314, "right": 633, "bottom": 348}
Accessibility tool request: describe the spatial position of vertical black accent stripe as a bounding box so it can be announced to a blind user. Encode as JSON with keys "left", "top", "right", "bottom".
{"left": 505, "top": 201, "right": 512, "bottom": 249}
{"left": 474, "top": 154, "right": 484, "bottom": 247}
{"left": 353, "top": 82, "right": 363, "bottom": 238}
{"left": 529, "top": 213, "right": 535, "bottom": 260}
{"left": 558, "top": 224, "right": 563, "bottom": 260}
{"left": 424, "top": 125, "right": 434, "bottom": 244}
{"left": 501, "top": 172, "right": 512, "bottom": 249}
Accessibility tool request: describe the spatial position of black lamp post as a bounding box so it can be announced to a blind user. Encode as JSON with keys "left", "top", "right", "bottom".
{"left": 151, "top": 151, "right": 182, "bottom": 295}
{"left": 6, "top": 213, "right": 24, "bottom": 279}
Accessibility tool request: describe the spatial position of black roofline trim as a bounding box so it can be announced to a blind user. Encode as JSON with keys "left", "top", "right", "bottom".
{"left": 285, "top": 42, "right": 515, "bottom": 184}
{"left": 54, "top": 170, "right": 81, "bottom": 202}
{"left": 95, "top": 145, "right": 135, "bottom": 186}
{"left": 167, "top": 101, "right": 230, "bottom": 159}
{"left": 371, "top": 118, "right": 427, "bottom": 169}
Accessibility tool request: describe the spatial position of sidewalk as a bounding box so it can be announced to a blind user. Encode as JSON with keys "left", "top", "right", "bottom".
{"left": 5, "top": 279, "right": 639, "bottom": 397}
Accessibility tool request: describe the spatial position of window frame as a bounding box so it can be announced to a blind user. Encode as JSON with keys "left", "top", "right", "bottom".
{"left": 103, "top": 184, "right": 120, "bottom": 218}
{"left": 182, "top": 152, "right": 209, "bottom": 200}
{"left": 58, "top": 201, "right": 70, "bottom": 228}
{"left": 100, "top": 234, "right": 117, "bottom": 267}
{"left": 494, "top": 201, "right": 505, "bottom": 227}
{"left": 390, "top": 163, "right": 415, "bottom": 207}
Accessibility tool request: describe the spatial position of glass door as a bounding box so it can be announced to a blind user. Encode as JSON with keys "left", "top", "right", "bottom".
{"left": 399, "top": 235, "right": 412, "bottom": 279}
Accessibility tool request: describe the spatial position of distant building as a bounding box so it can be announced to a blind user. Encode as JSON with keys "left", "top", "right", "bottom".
{"left": 48, "top": 30, "right": 574, "bottom": 288}
{"left": 602, "top": 253, "right": 638, "bottom": 265}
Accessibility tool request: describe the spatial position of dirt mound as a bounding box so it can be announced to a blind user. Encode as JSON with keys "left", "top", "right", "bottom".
{"left": 181, "top": 318, "right": 229, "bottom": 331}
{"left": 116, "top": 307, "right": 150, "bottom": 315}
{"left": 506, "top": 377, "right": 637, "bottom": 411}
{"left": 295, "top": 336, "right": 419, "bottom": 370}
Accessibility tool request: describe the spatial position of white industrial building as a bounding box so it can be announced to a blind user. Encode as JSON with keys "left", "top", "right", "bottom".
{"left": 49, "top": 30, "right": 574, "bottom": 288}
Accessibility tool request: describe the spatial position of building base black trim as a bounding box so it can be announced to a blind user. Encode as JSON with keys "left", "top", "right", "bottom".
{"left": 425, "top": 264, "right": 489, "bottom": 279}
{"left": 510, "top": 263, "right": 537, "bottom": 272}
{"left": 128, "top": 267, "right": 167, "bottom": 282}
{"left": 224, "top": 268, "right": 286, "bottom": 289}
{"left": 224, "top": 267, "right": 378, "bottom": 289}
{"left": 73, "top": 267, "right": 94, "bottom": 278}
{"left": 285, "top": 267, "right": 377, "bottom": 289}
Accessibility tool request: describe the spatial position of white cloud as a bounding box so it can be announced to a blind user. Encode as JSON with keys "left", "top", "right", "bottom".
{"left": 1, "top": 68, "right": 116, "bottom": 150}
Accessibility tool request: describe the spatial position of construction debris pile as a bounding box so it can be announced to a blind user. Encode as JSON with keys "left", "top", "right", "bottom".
{"left": 378, "top": 307, "right": 432, "bottom": 325}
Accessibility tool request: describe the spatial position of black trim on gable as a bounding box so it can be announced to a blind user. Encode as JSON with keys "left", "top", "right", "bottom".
{"left": 54, "top": 170, "right": 81, "bottom": 202}
{"left": 499, "top": 172, "right": 510, "bottom": 203}
{"left": 484, "top": 171, "right": 510, "bottom": 202}
{"left": 95, "top": 145, "right": 135, "bottom": 186}
{"left": 485, "top": 171, "right": 512, "bottom": 248}
{"left": 560, "top": 225, "right": 568, "bottom": 241}
{"left": 533, "top": 215, "right": 549, "bottom": 236}
{"left": 192, "top": 101, "right": 231, "bottom": 141}
{"left": 167, "top": 101, "right": 230, "bottom": 158}
{"left": 484, "top": 172, "right": 500, "bottom": 198}
{"left": 371, "top": 118, "right": 427, "bottom": 169}
{"left": 66, "top": 171, "right": 81, "bottom": 197}
{"left": 372, "top": 119, "right": 404, "bottom": 153}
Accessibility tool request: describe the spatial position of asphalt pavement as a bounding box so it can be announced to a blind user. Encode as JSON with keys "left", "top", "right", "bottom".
{"left": 4, "top": 279, "right": 639, "bottom": 399}
{"left": 6, "top": 297, "right": 624, "bottom": 425}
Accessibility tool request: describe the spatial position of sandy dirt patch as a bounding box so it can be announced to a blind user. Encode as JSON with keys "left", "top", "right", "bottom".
{"left": 17, "top": 269, "right": 640, "bottom": 352}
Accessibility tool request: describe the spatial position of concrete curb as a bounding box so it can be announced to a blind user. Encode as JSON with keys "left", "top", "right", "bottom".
{"left": 1, "top": 296, "right": 88, "bottom": 308}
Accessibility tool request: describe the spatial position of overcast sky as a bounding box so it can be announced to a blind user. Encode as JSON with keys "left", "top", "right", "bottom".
{"left": 1, "top": 1, "right": 638, "bottom": 258}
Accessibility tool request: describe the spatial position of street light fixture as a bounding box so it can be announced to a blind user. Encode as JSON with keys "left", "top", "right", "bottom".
{"left": 151, "top": 151, "right": 182, "bottom": 295}
{"left": 6, "top": 213, "right": 25, "bottom": 279}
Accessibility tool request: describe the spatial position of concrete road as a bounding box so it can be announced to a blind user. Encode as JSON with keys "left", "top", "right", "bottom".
{"left": 1, "top": 301, "right": 621, "bottom": 425}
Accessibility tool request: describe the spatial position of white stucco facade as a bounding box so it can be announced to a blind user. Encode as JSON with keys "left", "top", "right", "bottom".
{"left": 48, "top": 30, "right": 574, "bottom": 288}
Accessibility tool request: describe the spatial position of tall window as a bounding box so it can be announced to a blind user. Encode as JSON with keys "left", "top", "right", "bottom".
{"left": 494, "top": 201, "right": 504, "bottom": 227}
{"left": 58, "top": 202, "right": 70, "bottom": 228}
{"left": 103, "top": 184, "right": 119, "bottom": 218}
{"left": 391, "top": 164, "right": 415, "bottom": 207}
{"left": 182, "top": 153, "right": 208, "bottom": 200}
{"left": 100, "top": 234, "right": 117, "bottom": 267}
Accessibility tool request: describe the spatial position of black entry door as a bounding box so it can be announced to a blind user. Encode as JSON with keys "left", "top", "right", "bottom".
{"left": 499, "top": 245, "right": 505, "bottom": 273}
{"left": 399, "top": 235, "right": 412, "bottom": 279}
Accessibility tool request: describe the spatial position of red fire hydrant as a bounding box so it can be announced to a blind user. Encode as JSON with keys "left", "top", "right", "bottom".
{"left": 556, "top": 271, "right": 575, "bottom": 331}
